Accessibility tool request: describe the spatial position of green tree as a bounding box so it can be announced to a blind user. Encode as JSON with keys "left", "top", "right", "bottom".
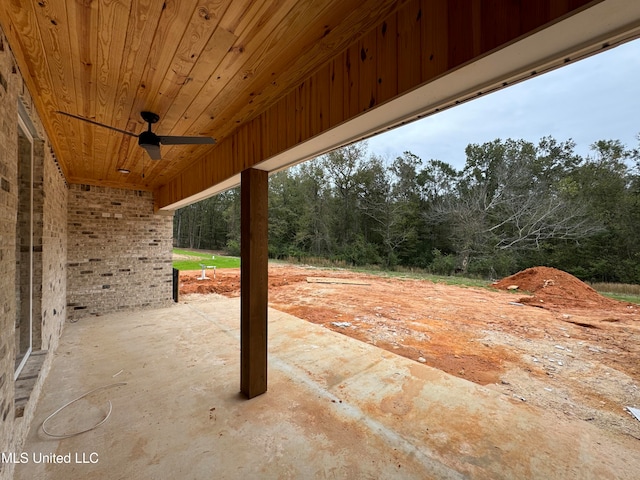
{"left": 223, "top": 187, "right": 241, "bottom": 255}
{"left": 358, "top": 155, "right": 404, "bottom": 267}
{"left": 321, "top": 143, "right": 367, "bottom": 246}
{"left": 550, "top": 139, "right": 640, "bottom": 282}
{"left": 429, "top": 138, "right": 601, "bottom": 275}
{"left": 293, "top": 161, "right": 332, "bottom": 256}
{"left": 269, "top": 170, "right": 307, "bottom": 258}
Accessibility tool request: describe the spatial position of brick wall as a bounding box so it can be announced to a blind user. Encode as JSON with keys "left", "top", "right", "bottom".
{"left": 0, "top": 29, "right": 20, "bottom": 475}
{"left": 67, "top": 185, "right": 173, "bottom": 320}
{"left": 0, "top": 26, "right": 68, "bottom": 480}
{"left": 41, "top": 146, "right": 67, "bottom": 352}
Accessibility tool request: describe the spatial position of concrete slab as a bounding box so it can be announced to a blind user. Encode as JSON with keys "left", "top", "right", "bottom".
{"left": 14, "top": 295, "right": 640, "bottom": 479}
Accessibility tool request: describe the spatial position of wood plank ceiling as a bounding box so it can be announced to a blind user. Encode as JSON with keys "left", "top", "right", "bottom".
{"left": 0, "top": 0, "right": 404, "bottom": 191}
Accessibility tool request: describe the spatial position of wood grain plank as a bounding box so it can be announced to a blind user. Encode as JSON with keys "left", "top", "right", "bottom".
{"left": 276, "top": 96, "right": 288, "bottom": 156}
{"left": 184, "top": 0, "right": 283, "bottom": 132}
{"left": 219, "top": 0, "right": 264, "bottom": 35}
{"left": 550, "top": 0, "right": 571, "bottom": 19}
{"left": 159, "top": 0, "right": 597, "bottom": 206}
{"left": 358, "top": 29, "right": 377, "bottom": 113}
{"left": 376, "top": 12, "right": 398, "bottom": 106}
{"left": 294, "top": 81, "right": 306, "bottom": 143}
{"left": 94, "top": 0, "right": 130, "bottom": 124}
{"left": 306, "top": 75, "right": 317, "bottom": 139}
{"left": 77, "top": 0, "right": 132, "bottom": 181}
{"left": 65, "top": 0, "right": 98, "bottom": 119}
{"left": 420, "top": 0, "right": 448, "bottom": 82}
{"left": 480, "top": 0, "right": 521, "bottom": 53}
{"left": 132, "top": 0, "right": 230, "bottom": 175}
{"left": 126, "top": 0, "right": 200, "bottom": 130}
{"left": 258, "top": 101, "right": 270, "bottom": 160}
{"left": 329, "top": 57, "right": 343, "bottom": 128}
{"left": 471, "top": 0, "right": 482, "bottom": 59}
{"left": 28, "top": 1, "right": 83, "bottom": 178}
{"left": 62, "top": 0, "right": 98, "bottom": 180}
{"left": 31, "top": 1, "right": 75, "bottom": 111}
{"left": 447, "top": 0, "right": 473, "bottom": 68}
{"left": 114, "top": 123, "right": 137, "bottom": 172}
{"left": 169, "top": 0, "right": 299, "bottom": 137}
{"left": 288, "top": 86, "right": 299, "bottom": 148}
{"left": 217, "top": 135, "right": 234, "bottom": 179}
{"left": 250, "top": 115, "right": 263, "bottom": 162}
{"left": 154, "top": 0, "right": 232, "bottom": 123}
{"left": 343, "top": 47, "right": 359, "bottom": 120}
{"left": 520, "top": 0, "right": 550, "bottom": 35}
{"left": 159, "top": 25, "right": 237, "bottom": 128}
{"left": 157, "top": 23, "right": 237, "bottom": 172}
{"left": 168, "top": 0, "right": 376, "bottom": 172}
{"left": 397, "top": 0, "right": 423, "bottom": 93}
{"left": 315, "top": 64, "right": 331, "bottom": 134}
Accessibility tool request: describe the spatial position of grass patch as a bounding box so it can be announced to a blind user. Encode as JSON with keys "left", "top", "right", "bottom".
{"left": 589, "top": 282, "right": 640, "bottom": 296}
{"left": 600, "top": 292, "right": 640, "bottom": 304}
{"left": 276, "top": 256, "right": 491, "bottom": 289}
{"left": 356, "top": 269, "right": 491, "bottom": 289}
{"left": 173, "top": 248, "right": 240, "bottom": 270}
{"left": 589, "top": 282, "right": 640, "bottom": 305}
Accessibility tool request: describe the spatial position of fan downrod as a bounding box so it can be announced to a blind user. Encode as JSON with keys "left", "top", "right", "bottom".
{"left": 141, "top": 111, "right": 160, "bottom": 124}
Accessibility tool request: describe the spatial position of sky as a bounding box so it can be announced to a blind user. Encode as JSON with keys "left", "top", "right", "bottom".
{"left": 365, "top": 38, "right": 640, "bottom": 170}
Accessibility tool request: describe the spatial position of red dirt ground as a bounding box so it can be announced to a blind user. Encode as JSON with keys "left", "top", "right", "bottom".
{"left": 179, "top": 263, "right": 640, "bottom": 441}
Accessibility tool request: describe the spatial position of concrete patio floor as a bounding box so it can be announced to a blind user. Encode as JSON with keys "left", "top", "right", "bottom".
{"left": 15, "top": 295, "right": 639, "bottom": 479}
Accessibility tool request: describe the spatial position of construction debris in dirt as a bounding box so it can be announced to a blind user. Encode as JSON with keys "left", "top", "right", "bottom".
{"left": 627, "top": 406, "right": 640, "bottom": 422}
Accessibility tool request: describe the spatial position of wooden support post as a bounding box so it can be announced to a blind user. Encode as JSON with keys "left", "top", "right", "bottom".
{"left": 240, "top": 168, "right": 269, "bottom": 398}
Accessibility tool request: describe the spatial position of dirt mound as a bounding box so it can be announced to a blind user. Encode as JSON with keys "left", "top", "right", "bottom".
{"left": 493, "top": 266, "right": 622, "bottom": 310}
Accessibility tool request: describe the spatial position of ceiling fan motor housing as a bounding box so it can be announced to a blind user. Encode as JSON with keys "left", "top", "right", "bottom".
{"left": 139, "top": 130, "right": 160, "bottom": 148}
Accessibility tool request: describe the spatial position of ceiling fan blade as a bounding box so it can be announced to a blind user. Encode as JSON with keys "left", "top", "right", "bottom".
{"left": 55, "top": 111, "right": 138, "bottom": 137}
{"left": 158, "top": 135, "right": 216, "bottom": 145}
{"left": 142, "top": 143, "right": 161, "bottom": 160}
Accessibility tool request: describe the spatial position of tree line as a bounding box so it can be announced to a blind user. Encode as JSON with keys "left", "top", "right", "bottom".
{"left": 174, "top": 136, "right": 640, "bottom": 283}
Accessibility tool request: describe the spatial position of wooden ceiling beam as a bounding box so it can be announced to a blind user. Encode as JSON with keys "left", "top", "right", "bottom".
{"left": 155, "top": 0, "right": 596, "bottom": 209}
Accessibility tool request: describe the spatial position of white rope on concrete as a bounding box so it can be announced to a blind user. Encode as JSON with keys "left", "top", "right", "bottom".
{"left": 41, "top": 382, "right": 127, "bottom": 438}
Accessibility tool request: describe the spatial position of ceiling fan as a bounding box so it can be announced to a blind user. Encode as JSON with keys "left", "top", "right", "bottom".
{"left": 56, "top": 110, "right": 216, "bottom": 160}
